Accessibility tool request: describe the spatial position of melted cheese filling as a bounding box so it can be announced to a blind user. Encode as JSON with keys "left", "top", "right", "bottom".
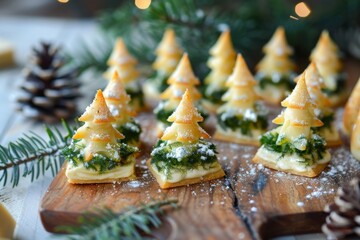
{"left": 256, "top": 147, "right": 331, "bottom": 172}
{"left": 66, "top": 158, "right": 135, "bottom": 181}
{"left": 151, "top": 163, "right": 222, "bottom": 183}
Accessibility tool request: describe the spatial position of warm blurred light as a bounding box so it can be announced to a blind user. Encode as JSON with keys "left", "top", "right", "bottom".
{"left": 57, "top": 0, "right": 69, "bottom": 3}
{"left": 135, "top": 0, "right": 151, "bottom": 9}
{"left": 295, "top": 2, "right": 311, "bottom": 18}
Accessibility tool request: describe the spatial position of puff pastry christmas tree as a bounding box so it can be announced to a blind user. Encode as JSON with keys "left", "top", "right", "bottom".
{"left": 255, "top": 27, "right": 296, "bottom": 104}
{"left": 310, "top": 30, "right": 347, "bottom": 106}
{"left": 203, "top": 30, "right": 236, "bottom": 112}
{"left": 253, "top": 76, "right": 331, "bottom": 177}
{"left": 144, "top": 29, "right": 183, "bottom": 101}
{"left": 64, "top": 90, "right": 137, "bottom": 184}
{"left": 343, "top": 77, "right": 360, "bottom": 135}
{"left": 214, "top": 54, "right": 268, "bottom": 146}
{"left": 104, "top": 38, "right": 144, "bottom": 112}
{"left": 295, "top": 63, "right": 341, "bottom": 146}
{"left": 148, "top": 90, "right": 225, "bottom": 189}
{"left": 103, "top": 71, "right": 141, "bottom": 146}
{"left": 154, "top": 53, "right": 207, "bottom": 136}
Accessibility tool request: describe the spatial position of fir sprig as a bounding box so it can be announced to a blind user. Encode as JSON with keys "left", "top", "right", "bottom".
{"left": 59, "top": 199, "right": 178, "bottom": 240}
{"left": 0, "top": 120, "right": 74, "bottom": 187}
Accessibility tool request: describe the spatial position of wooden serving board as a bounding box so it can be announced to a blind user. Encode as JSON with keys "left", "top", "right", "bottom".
{"left": 40, "top": 61, "right": 360, "bottom": 239}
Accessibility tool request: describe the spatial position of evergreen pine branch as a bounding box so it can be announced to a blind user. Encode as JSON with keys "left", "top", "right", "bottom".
{"left": 0, "top": 120, "right": 74, "bottom": 187}
{"left": 59, "top": 199, "right": 178, "bottom": 240}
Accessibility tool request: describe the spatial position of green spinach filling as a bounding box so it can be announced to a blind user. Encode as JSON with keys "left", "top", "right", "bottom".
{"left": 154, "top": 102, "right": 209, "bottom": 126}
{"left": 260, "top": 131, "right": 327, "bottom": 166}
{"left": 150, "top": 140, "right": 218, "bottom": 178}
{"left": 63, "top": 142, "right": 138, "bottom": 173}
{"left": 126, "top": 87, "right": 144, "bottom": 107}
{"left": 217, "top": 111, "right": 268, "bottom": 136}
{"left": 116, "top": 121, "right": 142, "bottom": 144}
{"left": 203, "top": 88, "right": 226, "bottom": 104}
{"left": 149, "top": 72, "right": 169, "bottom": 92}
{"left": 256, "top": 74, "right": 295, "bottom": 90}
{"left": 322, "top": 74, "right": 346, "bottom": 96}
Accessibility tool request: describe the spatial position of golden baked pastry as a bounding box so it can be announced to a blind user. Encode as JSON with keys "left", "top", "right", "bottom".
{"left": 310, "top": 30, "right": 347, "bottom": 107}
{"left": 252, "top": 75, "right": 331, "bottom": 177}
{"left": 255, "top": 27, "right": 296, "bottom": 105}
{"left": 351, "top": 110, "right": 360, "bottom": 161}
{"left": 64, "top": 90, "right": 138, "bottom": 184}
{"left": 343, "top": 77, "right": 360, "bottom": 135}
{"left": 103, "top": 38, "right": 144, "bottom": 112}
{"left": 103, "top": 71, "right": 141, "bottom": 147}
{"left": 203, "top": 30, "right": 237, "bottom": 112}
{"left": 149, "top": 90, "right": 224, "bottom": 189}
{"left": 294, "top": 63, "right": 341, "bottom": 147}
{"left": 144, "top": 29, "right": 183, "bottom": 103}
{"left": 153, "top": 53, "right": 207, "bottom": 137}
{"left": 214, "top": 54, "right": 268, "bottom": 146}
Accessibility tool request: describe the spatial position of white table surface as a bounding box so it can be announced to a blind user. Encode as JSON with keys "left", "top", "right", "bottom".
{"left": 0, "top": 16, "right": 327, "bottom": 240}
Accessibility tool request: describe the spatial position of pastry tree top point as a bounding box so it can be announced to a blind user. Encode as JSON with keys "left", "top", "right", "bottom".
{"left": 263, "top": 27, "right": 293, "bottom": 56}
{"left": 78, "top": 90, "right": 116, "bottom": 124}
{"left": 103, "top": 71, "right": 131, "bottom": 103}
{"left": 281, "top": 75, "right": 314, "bottom": 109}
{"left": 209, "top": 30, "right": 236, "bottom": 56}
{"left": 226, "top": 54, "right": 257, "bottom": 87}
{"left": 167, "top": 53, "right": 200, "bottom": 85}
{"left": 107, "top": 38, "right": 137, "bottom": 66}
{"left": 155, "top": 28, "right": 182, "bottom": 56}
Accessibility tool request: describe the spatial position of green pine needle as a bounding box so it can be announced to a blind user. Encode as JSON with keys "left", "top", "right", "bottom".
{"left": 0, "top": 120, "right": 74, "bottom": 187}
{"left": 58, "top": 199, "right": 178, "bottom": 240}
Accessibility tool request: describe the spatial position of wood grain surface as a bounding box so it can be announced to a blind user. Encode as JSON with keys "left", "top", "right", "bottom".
{"left": 40, "top": 60, "right": 360, "bottom": 239}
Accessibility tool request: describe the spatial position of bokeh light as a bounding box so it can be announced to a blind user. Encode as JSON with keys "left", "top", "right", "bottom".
{"left": 135, "top": 0, "right": 152, "bottom": 10}
{"left": 295, "top": 2, "right": 311, "bottom": 18}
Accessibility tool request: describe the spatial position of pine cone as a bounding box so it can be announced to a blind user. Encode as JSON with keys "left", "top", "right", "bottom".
{"left": 16, "top": 42, "right": 80, "bottom": 123}
{"left": 322, "top": 178, "right": 360, "bottom": 240}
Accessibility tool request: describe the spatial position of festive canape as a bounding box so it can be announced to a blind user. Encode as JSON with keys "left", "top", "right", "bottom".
{"left": 255, "top": 27, "right": 296, "bottom": 105}
{"left": 202, "top": 30, "right": 237, "bottom": 112}
{"left": 104, "top": 38, "right": 144, "bottom": 112}
{"left": 295, "top": 63, "right": 341, "bottom": 147}
{"left": 310, "top": 30, "right": 347, "bottom": 107}
{"left": 63, "top": 90, "right": 138, "bottom": 184}
{"left": 148, "top": 90, "right": 225, "bottom": 189}
{"left": 154, "top": 53, "right": 208, "bottom": 137}
{"left": 252, "top": 76, "right": 331, "bottom": 177}
{"left": 144, "top": 29, "right": 183, "bottom": 103}
{"left": 103, "top": 71, "right": 141, "bottom": 147}
{"left": 214, "top": 54, "right": 268, "bottom": 146}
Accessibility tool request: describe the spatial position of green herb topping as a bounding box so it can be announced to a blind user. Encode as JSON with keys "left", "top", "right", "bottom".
{"left": 150, "top": 139, "right": 218, "bottom": 179}
{"left": 116, "top": 120, "right": 142, "bottom": 144}
{"left": 203, "top": 88, "right": 226, "bottom": 104}
{"left": 260, "top": 131, "right": 327, "bottom": 166}
{"left": 126, "top": 87, "right": 144, "bottom": 107}
{"left": 63, "top": 141, "right": 138, "bottom": 173}
{"left": 256, "top": 73, "right": 295, "bottom": 90}
{"left": 217, "top": 106, "right": 268, "bottom": 136}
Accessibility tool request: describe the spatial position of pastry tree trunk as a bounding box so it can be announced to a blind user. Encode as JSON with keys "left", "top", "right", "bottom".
{"left": 73, "top": 90, "right": 124, "bottom": 161}
{"left": 161, "top": 89, "right": 209, "bottom": 143}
